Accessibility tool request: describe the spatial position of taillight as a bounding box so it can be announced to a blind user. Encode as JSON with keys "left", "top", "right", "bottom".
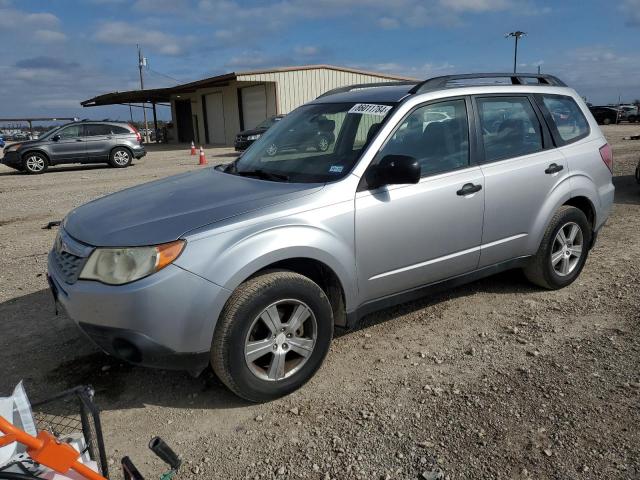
{"left": 129, "top": 124, "right": 142, "bottom": 143}
{"left": 599, "top": 143, "right": 613, "bottom": 173}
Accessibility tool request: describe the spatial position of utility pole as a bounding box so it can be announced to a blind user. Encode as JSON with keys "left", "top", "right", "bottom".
{"left": 137, "top": 45, "right": 150, "bottom": 143}
{"left": 505, "top": 31, "right": 526, "bottom": 73}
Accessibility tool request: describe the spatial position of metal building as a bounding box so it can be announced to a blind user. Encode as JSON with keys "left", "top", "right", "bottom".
{"left": 82, "top": 65, "right": 413, "bottom": 147}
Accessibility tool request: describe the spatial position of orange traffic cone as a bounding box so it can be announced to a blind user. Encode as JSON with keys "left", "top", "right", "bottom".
{"left": 190, "top": 141, "right": 196, "bottom": 156}
{"left": 198, "top": 146, "right": 207, "bottom": 165}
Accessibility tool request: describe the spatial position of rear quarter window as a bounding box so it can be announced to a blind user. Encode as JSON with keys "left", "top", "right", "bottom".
{"left": 537, "top": 94, "right": 590, "bottom": 145}
{"left": 111, "top": 126, "right": 131, "bottom": 134}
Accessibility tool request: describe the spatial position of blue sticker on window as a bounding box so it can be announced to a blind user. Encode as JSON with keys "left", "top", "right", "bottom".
{"left": 329, "top": 165, "right": 343, "bottom": 173}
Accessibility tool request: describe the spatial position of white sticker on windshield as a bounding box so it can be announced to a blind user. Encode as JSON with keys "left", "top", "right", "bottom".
{"left": 348, "top": 103, "right": 392, "bottom": 116}
{"left": 329, "top": 165, "right": 343, "bottom": 173}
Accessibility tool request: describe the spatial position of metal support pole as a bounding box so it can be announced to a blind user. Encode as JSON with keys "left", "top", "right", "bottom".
{"left": 28, "top": 120, "right": 33, "bottom": 139}
{"left": 138, "top": 45, "right": 150, "bottom": 143}
{"left": 513, "top": 36, "right": 518, "bottom": 73}
{"left": 152, "top": 102, "right": 158, "bottom": 143}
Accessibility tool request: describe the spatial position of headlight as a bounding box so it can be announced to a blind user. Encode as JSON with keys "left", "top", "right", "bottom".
{"left": 79, "top": 240, "right": 185, "bottom": 285}
{"left": 247, "top": 134, "right": 261, "bottom": 140}
{"left": 6, "top": 143, "right": 22, "bottom": 152}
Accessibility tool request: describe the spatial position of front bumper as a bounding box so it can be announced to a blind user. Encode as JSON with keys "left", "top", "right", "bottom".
{"left": 234, "top": 139, "right": 254, "bottom": 151}
{"left": 1, "top": 151, "right": 21, "bottom": 168}
{"left": 48, "top": 251, "right": 231, "bottom": 373}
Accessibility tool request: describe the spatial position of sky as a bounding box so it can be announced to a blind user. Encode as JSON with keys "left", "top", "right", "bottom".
{"left": 1, "top": 0, "right": 639, "bottom": 125}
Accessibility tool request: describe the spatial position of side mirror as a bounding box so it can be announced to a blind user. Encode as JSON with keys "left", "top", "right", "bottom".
{"left": 52, "top": 134, "right": 61, "bottom": 142}
{"left": 367, "top": 154, "right": 420, "bottom": 189}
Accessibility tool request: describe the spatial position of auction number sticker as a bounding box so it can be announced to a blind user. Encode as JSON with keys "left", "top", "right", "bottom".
{"left": 348, "top": 103, "right": 392, "bottom": 116}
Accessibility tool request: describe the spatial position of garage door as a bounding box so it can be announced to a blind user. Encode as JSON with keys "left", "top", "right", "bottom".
{"left": 241, "top": 85, "right": 267, "bottom": 130}
{"left": 205, "top": 92, "right": 226, "bottom": 145}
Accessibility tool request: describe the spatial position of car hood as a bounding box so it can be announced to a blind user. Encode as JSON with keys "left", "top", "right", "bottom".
{"left": 238, "top": 127, "right": 267, "bottom": 136}
{"left": 63, "top": 168, "right": 323, "bottom": 247}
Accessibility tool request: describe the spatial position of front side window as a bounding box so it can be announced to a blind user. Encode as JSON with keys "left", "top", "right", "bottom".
{"left": 538, "top": 94, "right": 589, "bottom": 144}
{"left": 476, "top": 96, "right": 543, "bottom": 162}
{"left": 226, "top": 102, "right": 395, "bottom": 183}
{"left": 376, "top": 99, "right": 470, "bottom": 178}
{"left": 58, "top": 125, "right": 83, "bottom": 139}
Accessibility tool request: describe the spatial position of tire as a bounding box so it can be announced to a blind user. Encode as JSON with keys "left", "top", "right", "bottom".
{"left": 22, "top": 152, "right": 48, "bottom": 174}
{"left": 211, "top": 270, "right": 333, "bottom": 402}
{"left": 635, "top": 163, "right": 640, "bottom": 184}
{"left": 265, "top": 143, "right": 278, "bottom": 157}
{"left": 524, "top": 206, "right": 592, "bottom": 290}
{"left": 109, "top": 147, "right": 132, "bottom": 168}
{"left": 602, "top": 117, "right": 611, "bottom": 125}
{"left": 317, "top": 135, "right": 330, "bottom": 152}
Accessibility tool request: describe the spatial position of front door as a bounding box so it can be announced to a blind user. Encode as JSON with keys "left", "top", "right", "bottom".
{"left": 49, "top": 124, "right": 86, "bottom": 163}
{"left": 473, "top": 95, "right": 569, "bottom": 267}
{"left": 355, "top": 98, "right": 485, "bottom": 303}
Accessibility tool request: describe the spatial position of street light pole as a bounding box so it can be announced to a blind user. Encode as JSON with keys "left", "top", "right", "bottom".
{"left": 137, "top": 45, "right": 150, "bottom": 143}
{"left": 505, "top": 31, "right": 526, "bottom": 73}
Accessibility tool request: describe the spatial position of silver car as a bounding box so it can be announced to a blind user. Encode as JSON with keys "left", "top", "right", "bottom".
{"left": 47, "top": 73, "right": 614, "bottom": 401}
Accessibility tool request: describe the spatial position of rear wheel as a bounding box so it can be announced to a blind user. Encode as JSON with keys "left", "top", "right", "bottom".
{"left": 602, "top": 117, "right": 611, "bottom": 125}
{"left": 524, "top": 206, "right": 591, "bottom": 290}
{"left": 211, "top": 271, "right": 333, "bottom": 402}
{"left": 22, "top": 152, "right": 48, "bottom": 174}
{"left": 109, "top": 147, "right": 132, "bottom": 168}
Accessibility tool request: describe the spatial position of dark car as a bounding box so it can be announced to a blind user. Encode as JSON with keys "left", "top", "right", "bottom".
{"left": 1, "top": 121, "right": 146, "bottom": 174}
{"left": 0, "top": 136, "right": 4, "bottom": 148}
{"left": 234, "top": 115, "right": 284, "bottom": 151}
{"left": 261, "top": 114, "right": 336, "bottom": 156}
{"left": 589, "top": 106, "right": 619, "bottom": 125}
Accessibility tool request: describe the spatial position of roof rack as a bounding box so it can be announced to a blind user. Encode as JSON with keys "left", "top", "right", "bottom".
{"left": 316, "top": 81, "right": 418, "bottom": 99}
{"left": 408, "top": 73, "right": 566, "bottom": 94}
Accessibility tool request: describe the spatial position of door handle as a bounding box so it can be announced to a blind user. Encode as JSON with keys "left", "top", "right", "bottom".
{"left": 75, "top": 139, "right": 83, "bottom": 142}
{"left": 545, "top": 163, "right": 564, "bottom": 174}
{"left": 456, "top": 183, "right": 482, "bottom": 196}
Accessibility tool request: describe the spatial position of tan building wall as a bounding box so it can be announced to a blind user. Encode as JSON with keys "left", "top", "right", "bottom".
{"left": 170, "top": 66, "right": 413, "bottom": 147}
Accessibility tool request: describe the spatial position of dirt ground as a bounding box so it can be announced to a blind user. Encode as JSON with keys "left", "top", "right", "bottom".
{"left": 1, "top": 127, "right": 638, "bottom": 480}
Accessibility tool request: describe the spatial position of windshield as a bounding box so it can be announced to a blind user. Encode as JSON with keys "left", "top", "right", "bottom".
{"left": 38, "top": 125, "right": 63, "bottom": 139}
{"left": 226, "top": 102, "right": 395, "bottom": 183}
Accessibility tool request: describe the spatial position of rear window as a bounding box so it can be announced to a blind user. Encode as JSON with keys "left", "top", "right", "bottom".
{"left": 538, "top": 95, "right": 589, "bottom": 144}
{"left": 85, "top": 124, "right": 112, "bottom": 136}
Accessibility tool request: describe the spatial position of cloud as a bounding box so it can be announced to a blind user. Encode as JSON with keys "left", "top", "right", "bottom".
{"left": 34, "top": 29, "right": 67, "bottom": 42}
{"left": 93, "top": 21, "right": 193, "bottom": 55}
{"left": 0, "top": 7, "right": 60, "bottom": 28}
{"left": 621, "top": 0, "right": 640, "bottom": 26}
{"left": 294, "top": 46, "right": 321, "bottom": 57}
{"left": 14, "top": 57, "right": 79, "bottom": 71}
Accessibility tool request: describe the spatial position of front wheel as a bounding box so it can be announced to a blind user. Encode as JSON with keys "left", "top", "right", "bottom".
{"left": 211, "top": 271, "right": 333, "bottom": 402}
{"left": 524, "top": 206, "right": 591, "bottom": 290}
{"left": 23, "top": 152, "right": 48, "bottom": 174}
{"left": 109, "top": 147, "right": 132, "bottom": 168}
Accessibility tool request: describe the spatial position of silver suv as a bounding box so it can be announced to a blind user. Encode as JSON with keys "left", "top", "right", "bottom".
{"left": 47, "top": 73, "right": 614, "bottom": 401}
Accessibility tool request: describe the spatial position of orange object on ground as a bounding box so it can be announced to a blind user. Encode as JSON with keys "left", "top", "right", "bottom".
{"left": 190, "top": 141, "right": 196, "bottom": 155}
{"left": 198, "top": 146, "right": 207, "bottom": 165}
{"left": 0, "top": 416, "right": 106, "bottom": 480}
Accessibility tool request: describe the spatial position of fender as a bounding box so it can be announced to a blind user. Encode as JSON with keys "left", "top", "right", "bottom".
{"left": 526, "top": 175, "right": 572, "bottom": 253}
{"left": 175, "top": 221, "right": 358, "bottom": 311}
{"left": 567, "top": 172, "right": 605, "bottom": 229}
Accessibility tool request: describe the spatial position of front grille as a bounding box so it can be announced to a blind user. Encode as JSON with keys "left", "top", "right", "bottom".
{"left": 52, "top": 249, "right": 86, "bottom": 284}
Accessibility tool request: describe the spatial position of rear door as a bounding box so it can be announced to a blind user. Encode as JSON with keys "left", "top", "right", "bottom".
{"left": 84, "top": 124, "right": 113, "bottom": 162}
{"left": 474, "top": 95, "right": 568, "bottom": 267}
{"left": 48, "top": 124, "right": 86, "bottom": 163}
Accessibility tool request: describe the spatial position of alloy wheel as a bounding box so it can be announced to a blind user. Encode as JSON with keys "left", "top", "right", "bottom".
{"left": 266, "top": 143, "right": 278, "bottom": 156}
{"left": 551, "top": 221, "right": 583, "bottom": 277}
{"left": 113, "top": 150, "right": 130, "bottom": 166}
{"left": 318, "top": 137, "right": 329, "bottom": 151}
{"left": 244, "top": 299, "right": 317, "bottom": 381}
{"left": 25, "top": 155, "right": 45, "bottom": 172}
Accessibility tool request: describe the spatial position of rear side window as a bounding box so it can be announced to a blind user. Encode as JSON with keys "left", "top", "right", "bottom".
{"left": 111, "top": 125, "right": 130, "bottom": 134}
{"left": 538, "top": 94, "right": 589, "bottom": 144}
{"left": 85, "top": 124, "right": 112, "bottom": 136}
{"left": 476, "top": 96, "right": 543, "bottom": 163}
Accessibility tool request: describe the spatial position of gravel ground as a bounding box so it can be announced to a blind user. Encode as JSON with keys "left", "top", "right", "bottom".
{"left": 0, "top": 127, "right": 639, "bottom": 480}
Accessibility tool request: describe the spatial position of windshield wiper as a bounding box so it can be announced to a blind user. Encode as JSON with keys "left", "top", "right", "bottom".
{"left": 236, "top": 169, "right": 290, "bottom": 182}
